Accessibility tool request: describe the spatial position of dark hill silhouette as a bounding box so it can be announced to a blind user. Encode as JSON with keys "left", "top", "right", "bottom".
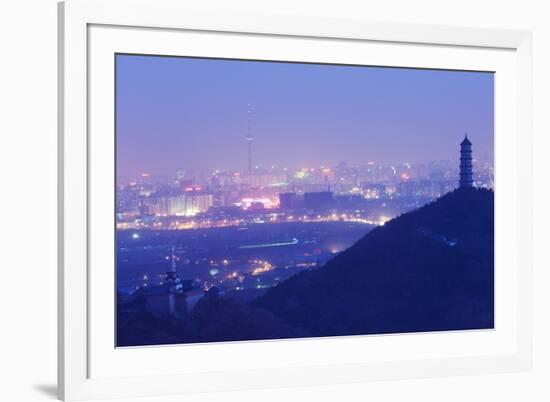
{"left": 254, "top": 187, "right": 494, "bottom": 336}
{"left": 117, "top": 295, "right": 308, "bottom": 346}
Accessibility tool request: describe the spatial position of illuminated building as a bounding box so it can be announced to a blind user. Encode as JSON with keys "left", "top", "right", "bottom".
{"left": 239, "top": 197, "right": 279, "bottom": 210}
{"left": 363, "top": 184, "right": 386, "bottom": 199}
{"left": 142, "top": 195, "right": 186, "bottom": 216}
{"left": 459, "top": 134, "right": 474, "bottom": 188}
{"left": 248, "top": 202, "right": 265, "bottom": 211}
{"left": 142, "top": 193, "right": 213, "bottom": 216}
{"left": 247, "top": 173, "right": 287, "bottom": 187}
{"left": 384, "top": 183, "right": 398, "bottom": 197}
{"left": 184, "top": 193, "right": 214, "bottom": 216}
{"left": 398, "top": 180, "right": 456, "bottom": 198}
{"left": 178, "top": 179, "right": 193, "bottom": 191}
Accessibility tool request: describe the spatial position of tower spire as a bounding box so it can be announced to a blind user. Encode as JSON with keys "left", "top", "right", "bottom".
{"left": 169, "top": 246, "right": 177, "bottom": 273}
{"left": 459, "top": 133, "right": 473, "bottom": 188}
{"left": 165, "top": 246, "right": 181, "bottom": 285}
{"left": 245, "top": 104, "right": 254, "bottom": 174}
{"left": 165, "top": 246, "right": 183, "bottom": 317}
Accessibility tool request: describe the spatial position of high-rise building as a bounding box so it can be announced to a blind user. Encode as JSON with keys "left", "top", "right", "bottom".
{"left": 459, "top": 134, "right": 473, "bottom": 188}
{"left": 142, "top": 193, "right": 213, "bottom": 216}
{"left": 184, "top": 193, "right": 214, "bottom": 216}
{"left": 362, "top": 184, "right": 386, "bottom": 199}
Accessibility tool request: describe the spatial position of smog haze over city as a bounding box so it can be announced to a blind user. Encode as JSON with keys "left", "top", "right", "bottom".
{"left": 116, "top": 55, "right": 493, "bottom": 180}
{"left": 116, "top": 54, "right": 495, "bottom": 347}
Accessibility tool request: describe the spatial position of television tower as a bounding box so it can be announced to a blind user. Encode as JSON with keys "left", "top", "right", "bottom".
{"left": 245, "top": 104, "right": 254, "bottom": 174}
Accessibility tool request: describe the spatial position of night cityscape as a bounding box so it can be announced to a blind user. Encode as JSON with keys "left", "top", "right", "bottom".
{"left": 116, "top": 55, "right": 494, "bottom": 346}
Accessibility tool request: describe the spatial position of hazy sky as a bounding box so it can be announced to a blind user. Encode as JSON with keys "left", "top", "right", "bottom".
{"left": 116, "top": 54, "right": 494, "bottom": 178}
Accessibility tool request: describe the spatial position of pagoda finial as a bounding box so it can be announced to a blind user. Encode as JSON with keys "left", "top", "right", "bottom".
{"left": 169, "top": 246, "right": 177, "bottom": 273}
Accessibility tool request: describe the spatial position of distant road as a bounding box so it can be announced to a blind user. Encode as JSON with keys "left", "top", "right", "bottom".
{"left": 239, "top": 238, "right": 299, "bottom": 249}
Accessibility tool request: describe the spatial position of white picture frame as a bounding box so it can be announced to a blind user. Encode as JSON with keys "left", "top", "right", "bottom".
{"left": 58, "top": 0, "right": 533, "bottom": 400}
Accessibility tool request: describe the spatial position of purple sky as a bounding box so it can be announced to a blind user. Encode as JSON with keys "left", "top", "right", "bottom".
{"left": 116, "top": 54, "right": 494, "bottom": 179}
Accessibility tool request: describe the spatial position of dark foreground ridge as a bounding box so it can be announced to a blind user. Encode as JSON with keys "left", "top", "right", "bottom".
{"left": 254, "top": 187, "right": 494, "bottom": 336}
{"left": 117, "top": 187, "right": 493, "bottom": 346}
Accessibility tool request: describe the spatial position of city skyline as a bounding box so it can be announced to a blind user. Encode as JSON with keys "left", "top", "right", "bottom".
{"left": 116, "top": 55, "right": 495, "bottom": 346}
{"left": 116, "top": 55, "right": 494, "bottom": 179}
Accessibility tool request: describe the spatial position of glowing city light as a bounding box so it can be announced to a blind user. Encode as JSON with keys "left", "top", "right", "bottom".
{"left": 378, "top": 216, "right": 391, "bottom": 226}
{"left": 237, "top": 197, "right": 279, "bottom": 210}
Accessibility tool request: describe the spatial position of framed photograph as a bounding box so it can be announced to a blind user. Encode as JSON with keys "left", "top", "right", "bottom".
{"left": 58, "top": 0, "right": 533, "bottom": 400}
